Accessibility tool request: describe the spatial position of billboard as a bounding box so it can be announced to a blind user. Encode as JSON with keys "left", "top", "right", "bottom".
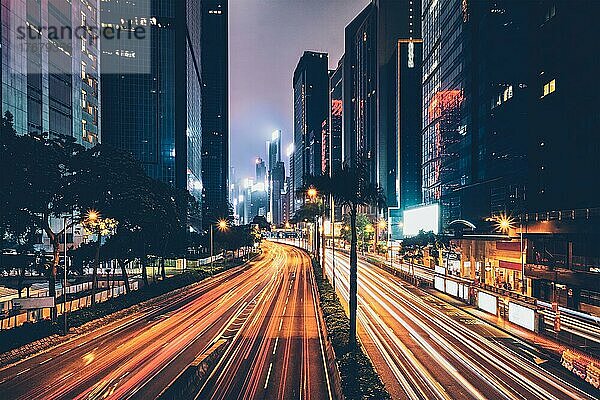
{"left": 403, "top": 204, "right": 440, "bottom": 237}
{"left": 508, "top": 302, "right": 536, "bottom": 331}
{"left": 478, "top": 292, "right": 498, "bottom": 315}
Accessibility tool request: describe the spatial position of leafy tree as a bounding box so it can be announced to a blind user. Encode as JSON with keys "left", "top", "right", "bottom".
{"left": 1, "top": 113, "right": 87, "bottom": 319}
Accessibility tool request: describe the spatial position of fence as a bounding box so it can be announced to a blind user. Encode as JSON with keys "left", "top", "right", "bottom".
{"left": 0, "top": 281, "right": 139, "bottom": 330}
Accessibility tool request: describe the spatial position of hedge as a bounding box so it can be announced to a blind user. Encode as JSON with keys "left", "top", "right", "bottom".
{"left": 311, "top": 258, "right": 390, "bottom": 400}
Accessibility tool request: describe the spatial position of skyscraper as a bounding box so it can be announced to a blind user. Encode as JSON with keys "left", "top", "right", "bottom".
{"left": 101, "top": 0, "right": 202, "bottom": 211}
{"left": 292, "top": 51, "right": 329, "bottom": 213}
{"left": 342, "top": 0, "right": 422, "bottom": 215}
{"left": 328, "top": 60, "right": 344, "bottom": 177}
{"left": 421, "top": 0, "right": 471, "bottom": 228}
{"left": 268, "top": 130, "right": 285, "bottom": 226}
{"left": 201, "top": 0, "right": 229, "bottom": 228}
{"left": 1, "top": 0, "right": 101, "bottom": 147}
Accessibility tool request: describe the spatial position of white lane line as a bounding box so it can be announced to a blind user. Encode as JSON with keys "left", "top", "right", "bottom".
{"left": 16, "top": 368, "right": 30, "bottom": 376}
{"left": 273, "top": 337, "right": 279, "bottom": 355}
{"left": 39, "top": 357, "right": 53, "bottom": 365}
{"left": 279, "top": 318, "right": 283, "bottom": 331}
{"left": 264, "top": 362, "right": 273, "bottom": 389}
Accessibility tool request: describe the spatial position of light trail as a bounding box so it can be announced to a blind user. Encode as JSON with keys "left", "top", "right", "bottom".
{"left": 323, "top": 248, "right": 598, "bottom": 400}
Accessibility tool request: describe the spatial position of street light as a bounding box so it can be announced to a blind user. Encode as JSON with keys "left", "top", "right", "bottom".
{"left": 82, "top": 209, "right": 118, "bottom": 307}
{"left": 490, "top": 213, "right": 527, "bottom": 294}
{"left": 307, "top": 187, "right": 318, "bottom": 200}
{"left": 211, "top": 219, "right": 229, "bottom": 276}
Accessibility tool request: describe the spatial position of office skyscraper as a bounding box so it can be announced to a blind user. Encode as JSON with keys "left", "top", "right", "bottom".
{"left": 342, "top": 0, "right": 422, "bottom": 215}
{"left": 327, "top": 60, "right": 344, "bottom": 177}
{"left": 101, "top": 0, "right": 202, "bottom": 213}
{"left": 201, "top": 0, "right": 229, "bottom": 228}
{"left": 1, "top": 0, "right": 101, "bottom": 147}
{"left": 292, "top": 51, "right": 329, "bottom": 213}
{"left": 268, "top": 130, "right": 285, "bottom": 225}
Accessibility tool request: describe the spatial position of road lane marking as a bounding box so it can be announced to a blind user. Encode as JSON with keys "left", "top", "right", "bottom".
{"left": 264, "top": 362, "right": 273, "bottom": 389}
{"left": 39, "top": 357, "right": 53, "bottom": 365}
{"left": 15, "top": 368, "right": 30, "bottom": 376}
{"left": 273, "top": 337, "right": 279, "bottom": 355}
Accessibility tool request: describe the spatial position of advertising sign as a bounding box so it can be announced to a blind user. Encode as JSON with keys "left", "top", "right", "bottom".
{"left": 508, "top": 302, "right": 536, "bottom": 331}
{"left": 403, "top": 204, "right": 440, "bottom": 237}
{"left": 478, "top": 291, "right": 498, "bottom": 315}
{"left": 12, "top": 296, "right": 55, "bottom": 310}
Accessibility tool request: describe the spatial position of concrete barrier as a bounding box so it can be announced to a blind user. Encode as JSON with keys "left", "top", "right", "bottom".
{"left": 159, "top": 339, "right": 228, "bottom": 400}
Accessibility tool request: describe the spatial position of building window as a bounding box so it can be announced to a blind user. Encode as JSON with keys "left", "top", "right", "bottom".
{"left": 542, "top": 79, "right": 556, "bottom": 97}
{"left": 81, "top": 90, "right": 87, "bottom": 110}
{"left": 81, "top": 61, "right": 86, "bottom": 81}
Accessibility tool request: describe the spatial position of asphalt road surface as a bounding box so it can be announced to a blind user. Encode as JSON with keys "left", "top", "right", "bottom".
{"left": 323, "top": 248, "right": 599, "bottom": 400}
{"left": 197, "top": 243, "right": 333, "bottom": 400}
{"left": 0, "top": 242, "right": 332, "bottom": 400}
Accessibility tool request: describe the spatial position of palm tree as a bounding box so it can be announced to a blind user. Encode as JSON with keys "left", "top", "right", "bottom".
{"left": 306, "top": 163, "right": 385, "bottom": 350}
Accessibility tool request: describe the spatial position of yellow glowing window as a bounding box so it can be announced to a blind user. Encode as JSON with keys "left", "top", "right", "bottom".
{"left": 542, "top": 79, "right": 556, "bottom": 97}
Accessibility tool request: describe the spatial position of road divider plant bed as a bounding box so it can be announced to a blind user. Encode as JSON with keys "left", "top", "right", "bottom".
{"left": 311, "top": 258, "right": 390, "bottom": 400}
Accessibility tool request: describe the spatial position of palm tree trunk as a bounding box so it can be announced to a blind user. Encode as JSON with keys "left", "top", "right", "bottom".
{"left": 321, "top": 213, "right": 326, "bottom": 278}
{"left": 160, "top": 258, "right": 166, "bottom": 280}
{"left": 349, "top": 204, "right": 358, "bottom": 351}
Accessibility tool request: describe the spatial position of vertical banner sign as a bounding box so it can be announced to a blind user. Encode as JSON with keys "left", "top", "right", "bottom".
{"left": 408, "top": 41, "right": 414, "bottom": 68}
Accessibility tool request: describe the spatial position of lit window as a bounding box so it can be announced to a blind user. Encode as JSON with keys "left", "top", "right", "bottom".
{"left": 81, "top": 61, "right": 86, "bottom": 80}
{"left": 542, "top": 79, "right": 556, "bottom": 97}
{"left": 81, "top": 90, "right": 87, "bottom": 109}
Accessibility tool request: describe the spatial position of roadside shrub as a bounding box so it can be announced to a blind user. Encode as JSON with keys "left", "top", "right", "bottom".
{"left": 311, "top": 257, "right": 390, "bottom": 400}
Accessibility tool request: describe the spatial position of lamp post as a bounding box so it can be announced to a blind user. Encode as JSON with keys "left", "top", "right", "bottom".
{"left": 82, "top": 209, "right": 117, "bottom": 306}
{"left": 210, "top": 219, "right": 229, "bottom": 276}
{"left": 365, "top": 224, "right": 374, "bottom": 254}
{"left": 376, "top": 218, "right": 386, "bottom": 255}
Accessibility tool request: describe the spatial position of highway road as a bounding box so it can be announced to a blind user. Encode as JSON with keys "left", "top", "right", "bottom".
{"left": 197, "top": 243, "right": 332, "bottom": 400}
{"left": 0, "top": 242, "right": 332, "bottom": 400}
{"left": 323, "top": 248, "right": 599, "bottom": 400}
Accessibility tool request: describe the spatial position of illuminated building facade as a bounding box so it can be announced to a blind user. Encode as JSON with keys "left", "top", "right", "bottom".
{"left": 201, "top": 0, "right": 229, "bottom": 229}
{"left": 291, "top": 51, "right": 329, "bottom": 213}
{"left": 101, "top": 0, "right": 202, "bottom": 219}
{"left": 421, "top": 0, "right": 472, "bottom": 227}
{"left": 1, "top": 0, "right": 101, "bottom": 147}
{"left": 327, "top": 60, "right": 343, "bottom": 177}
{"left": 342, "top": 0, "right": 422, "bottom": 215}
{"left": 267, "top": 130, "right": 285, "bottom": 226}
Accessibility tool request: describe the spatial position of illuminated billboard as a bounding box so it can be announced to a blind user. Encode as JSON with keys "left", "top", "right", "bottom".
{"left": 403, "top": 204, "right": 440, "bottom": 237}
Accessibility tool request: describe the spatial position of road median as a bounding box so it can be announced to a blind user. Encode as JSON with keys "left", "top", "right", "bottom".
{"left": 310, "top": 255, "right": 390, "bottom": 400}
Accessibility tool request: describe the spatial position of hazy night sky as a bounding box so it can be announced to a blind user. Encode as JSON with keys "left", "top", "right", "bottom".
{"left": 229, "top": 0, "right": 369, "bottom": 180}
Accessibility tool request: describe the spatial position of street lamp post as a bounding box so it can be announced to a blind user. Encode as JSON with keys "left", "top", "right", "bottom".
{"left": 211, "top": 219, "right": 229, "bottom": 276}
